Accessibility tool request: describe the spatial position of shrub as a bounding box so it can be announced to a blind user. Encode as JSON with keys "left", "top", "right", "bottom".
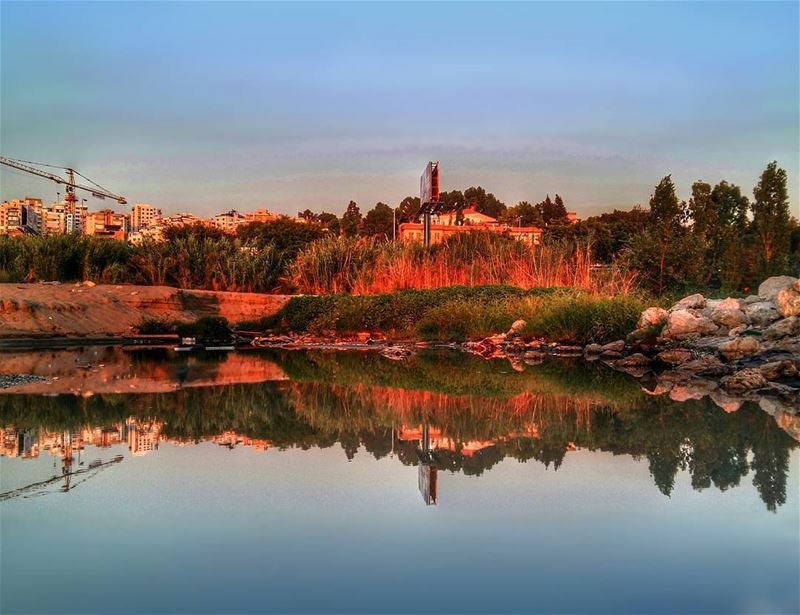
{"left": 176, "top": 316, "right": 232, "bottom": 345}
{"left": 136, "top": 316, "right": 180, "bottom": 335}
{"left": 238, "top": 285, "right": 647, "bottom": 344}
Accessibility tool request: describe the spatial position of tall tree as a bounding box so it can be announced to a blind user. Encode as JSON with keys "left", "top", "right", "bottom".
{"left": 464, "top": 186, "right": 506, "bottom": 220}
{"left": 362, "top": 202, "right": 394, "bottom": 239}
{"left": 711, "top": 181, "right": 749, "bottom": 231}
{"left": 536, "top": 194, "right": 568, "bottom": 225}
{"left": 751, "top": 161, "right": 791, "bottom": 275}
{"left": 317, "top": 212, "right": 340, "bottom": 235}
{"left": 504, "top": 201, "right": 544, "bottom": 227}
{"left": 628, "top": 175, "right": 702, "bottom": 294}
{"left": 340, "top": 201, "right": 362, "bottom": 238}
{"left": 649, "top": 175, "right": 684, "bottom": 228}
{"left": 396, "top": 196, "right": 421, "bottom": 223}
{"left": 706, "top": 181, "right": 750, "bottom": 288}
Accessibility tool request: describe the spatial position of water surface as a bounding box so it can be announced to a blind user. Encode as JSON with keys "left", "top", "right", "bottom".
{"left": 2, "top": 349, "right": 798, "bottom": 614}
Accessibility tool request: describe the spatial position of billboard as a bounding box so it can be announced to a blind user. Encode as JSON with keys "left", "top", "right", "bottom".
{"left": 420, "top": 161, "right": 440, "bottom": 205}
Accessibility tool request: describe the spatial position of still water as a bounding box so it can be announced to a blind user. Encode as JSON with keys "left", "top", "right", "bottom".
{"left": 1, "top": 349, "right": 798, "bottom": 614}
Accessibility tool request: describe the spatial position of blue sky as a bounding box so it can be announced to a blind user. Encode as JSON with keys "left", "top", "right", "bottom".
{"left": 1, "top": 1, "right": 797, "bottom": 217}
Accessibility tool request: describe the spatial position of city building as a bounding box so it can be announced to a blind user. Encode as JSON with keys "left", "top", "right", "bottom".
{"left": 127, "top": 225, "right": 165, "bottom": 245}
{"left": 131, "top": 203, "right": 162, "bottom": 231}
{"left": 244, "top": 208, "right": 279, "bottom": 224}
{"left": 0, "top": 200, "right": 24, "bottom": 234}
{"left": 84, "top": 209, "right": 129, "bottom": 240}
{"left": 163, "top": 212, "right": 206, "bottom": 227}
{"left": 213, "top": 209, "right": 246, "bottom": 233}
{"left": 399, "top": 208, "right": 542, "bottom": 245}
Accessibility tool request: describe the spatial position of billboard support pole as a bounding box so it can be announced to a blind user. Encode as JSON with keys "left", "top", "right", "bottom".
{"left": 423, "top": 212, "right": 431, "bottom": 246}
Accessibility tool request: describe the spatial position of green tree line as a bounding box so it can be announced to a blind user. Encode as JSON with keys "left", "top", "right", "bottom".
{"left": 1, "top": 162, "right": 796, "bottom": 294}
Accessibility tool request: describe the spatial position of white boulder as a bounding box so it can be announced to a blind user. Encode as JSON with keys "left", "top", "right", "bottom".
{"left": 662, "top": 309, "right": 718, "bottom": 340}
{"left": 758, "top": 276, "right": 797, "bottom": 301}
{"left": 637, "top": 307, "right": 669, "bottom": 329}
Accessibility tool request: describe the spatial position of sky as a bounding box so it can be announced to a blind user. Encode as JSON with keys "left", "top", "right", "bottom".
{"left": 1, "top": 1, "right": 798, "bottom": 218}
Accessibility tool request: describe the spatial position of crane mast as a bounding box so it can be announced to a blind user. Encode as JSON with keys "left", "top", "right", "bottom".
{"left": 0, "top": 156, "right": 127, "bottom": 205}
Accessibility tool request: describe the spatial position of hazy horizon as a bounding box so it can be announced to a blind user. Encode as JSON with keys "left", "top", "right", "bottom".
{"left": 1, "top": 1, "right": 798, "bottom": 218}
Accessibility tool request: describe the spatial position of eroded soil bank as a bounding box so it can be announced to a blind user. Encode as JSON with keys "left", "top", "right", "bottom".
{"left": 0, "top": 283, "right": 289, "bottom": 337}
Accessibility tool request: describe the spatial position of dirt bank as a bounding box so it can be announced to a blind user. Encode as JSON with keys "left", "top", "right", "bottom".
{"left": 0, "top": 283, "right": 290, "bottom": 338}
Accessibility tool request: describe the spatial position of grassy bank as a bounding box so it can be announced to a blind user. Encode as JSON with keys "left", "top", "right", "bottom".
{"left": 237, "top": 285, "right": 648, "bottom": 344}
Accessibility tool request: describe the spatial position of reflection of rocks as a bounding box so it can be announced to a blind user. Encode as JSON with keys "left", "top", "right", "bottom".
{"left": 657, "top": 348, "right": 693, "bottom": 366}
{"left": 709, "top": 390, "right": 743, "bottom": 413}
{"left": 669, "top": 379, "right": 717, "bottom": 402}
{"left": 759, "top": 360, "right": 798, "bottom": 381}
{"left": 721, "top": 368, "right": 768, "bottom": 393}
{"left": 0, "top": 374, "right": 47, "bottom": 389}
{"left": 380, "top": 346, "right": 414, "bottom": 361}
{"left": 719, "top": 336, "right": 760, "bottom": 361}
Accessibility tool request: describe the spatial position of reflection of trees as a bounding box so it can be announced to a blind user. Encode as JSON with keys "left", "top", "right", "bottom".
{"left": 1, "top": 352, "right": 797, "bottom": 510}
{"left": 751, "top": 419, "right": 791, "bottom": 512}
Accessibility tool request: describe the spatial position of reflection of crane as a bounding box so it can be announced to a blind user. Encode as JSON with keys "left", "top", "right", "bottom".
{"left": 0, "top": 454, "right": 123, "bottom": 501}
{"left": 0, "top": 156, "right": 127, "bottom": 207}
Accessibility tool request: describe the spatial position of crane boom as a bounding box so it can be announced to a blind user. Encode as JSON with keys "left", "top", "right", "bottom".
{"left": 0, "top": 156, "right": 127, "bottom": 205}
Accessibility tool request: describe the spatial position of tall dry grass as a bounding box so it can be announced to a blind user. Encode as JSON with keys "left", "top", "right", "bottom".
{"left": 288, "top": 232, "right": 637, "bottom": 295}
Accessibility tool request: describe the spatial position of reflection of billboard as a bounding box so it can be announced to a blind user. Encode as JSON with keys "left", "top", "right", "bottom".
{"left": 418, "top": 463, "right": 438, "bottom": 506}
{"left": 420, "top": 161, "right": 440, "bottom": 205}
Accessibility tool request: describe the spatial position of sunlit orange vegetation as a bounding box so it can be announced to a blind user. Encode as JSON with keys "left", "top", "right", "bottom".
{"left": 288, "top": 233, "right": 637, "bottom": 295}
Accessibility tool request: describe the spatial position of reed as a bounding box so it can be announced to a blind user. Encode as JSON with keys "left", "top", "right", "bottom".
{"left": 288, "top": 233, "right": 637, "bottom": 295}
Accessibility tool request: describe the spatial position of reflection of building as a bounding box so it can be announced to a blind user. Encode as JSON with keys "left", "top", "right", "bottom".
{"left": 0, "top": 428, "right": 39, "bottom": 458}
{"left": 213, "top": 431, "right": 270, "bottom": 451}
{"left": 399, "top": 208, "right": 542, "bottom": 245}
{"left": 126, "top": 419, "right": 161, "bottom": 456}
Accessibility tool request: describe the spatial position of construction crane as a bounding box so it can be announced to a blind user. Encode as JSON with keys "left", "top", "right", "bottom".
{"left": 0, "top": 155, "right": 127, "bottom": 206}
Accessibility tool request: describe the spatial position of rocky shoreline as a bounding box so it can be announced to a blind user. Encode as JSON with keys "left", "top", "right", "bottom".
{"left": 250, "top": 276, "right": 800, "bottom": 417}
{"left": 465, "top": 275, "right": 800, "bottom": 417}
{"left": 3, "top": 276, "right": 798, "bottom": 419}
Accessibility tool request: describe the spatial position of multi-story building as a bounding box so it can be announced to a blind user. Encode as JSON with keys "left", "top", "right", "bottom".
{"left": 131, "top": 203, "right": 162, "bottom": 231}
{"left": 399, "top": 208, "right": 542, "bottom": 245}
{"left": 163, "top": 212, "right": 205, "bottom": 227}
{"left": 127, "top": 225, "right": 165, "bottom": 245}
{"left": 84, "top": 209, "right": 129, "bottom": 240}
{"left": 244, "top": 208, "right": 278, "bottom": 224}
{"left": 213, "top": 209, "right": 246, "bottom": 233}
{"left": 0, "top": 200, "right": 24, "bottom": 234}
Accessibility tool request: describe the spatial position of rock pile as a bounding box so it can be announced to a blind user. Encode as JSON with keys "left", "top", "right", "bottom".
{"left": 616, "top": 275, "right": 800, "bottom": 416}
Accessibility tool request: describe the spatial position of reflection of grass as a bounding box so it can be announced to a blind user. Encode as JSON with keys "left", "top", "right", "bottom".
{"left": 270, "top": 349, "right": 646, "bottom": 407}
